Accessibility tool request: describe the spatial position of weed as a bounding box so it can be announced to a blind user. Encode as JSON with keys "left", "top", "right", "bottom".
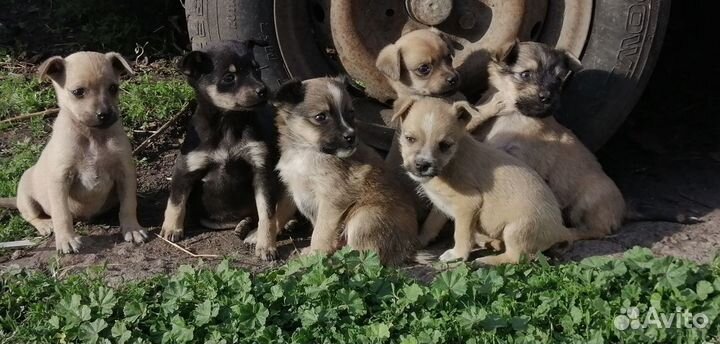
{"left": 0, "top": 248, "right": 718, "bottom": 343}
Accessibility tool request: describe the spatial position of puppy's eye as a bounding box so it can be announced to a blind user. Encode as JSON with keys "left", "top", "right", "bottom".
{"left": 221, "top": 73, "right": 236, "bottom": 84}
{"left": 416, "top": 64, "right": 432, "bottom": 76}
{"left": 71, "top": 88, "right": 85, "bottom": 98}
{"left": 108, "top": 84, "right": 119, "bottom": 95}
{"left": 314, "top": 113, "right": 328, "bottom": 123}
{"left": 405, "top": 135, "right": 417, "bottom": 144}
{"left": 438, "top": 140, "right": 454, "bottom": 152}
{"left": 518, "top": 71, "right": 531, "bottom": 80}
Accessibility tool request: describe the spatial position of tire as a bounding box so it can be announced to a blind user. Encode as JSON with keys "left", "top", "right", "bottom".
{"left": 556, "top": 0, "right": 671, "bottom": 149}
{"left": 184, "top": 0, "right": 290, "bottom": 89}
{"left": 184, "top": 0, "right": 671, "bottom": 150}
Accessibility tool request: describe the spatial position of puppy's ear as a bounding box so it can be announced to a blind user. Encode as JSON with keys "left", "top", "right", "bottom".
{"left": 493, "top": 39, "right": 520, "bottom": 66}
{"left": 429, "top": 27, "right": 455, "bottom": 57}
{"left": 376, "top": 44, "right": 401, "bottom": 81}
{"left": 38, "top": 56, "right": 65, "bottom": 84}
{"left": 179, "top": 51, "right": 213, "bottom": 79}
{"left": 244, "top": 39, "right": 270, "bottom": 50}
{"left": 389, "top": 97, "right": 414, "bottom": 129}
{"left": 105, "top": 52, "right": 134, "bottom": 76}
{"left": 273, "top": 79, "right": 305, "bottom": 107}
{"left": 452, "top": 101, "right": 474, "bottom": 126}
{"left": 562, "top": 50, "right": 582, "bottom": 73}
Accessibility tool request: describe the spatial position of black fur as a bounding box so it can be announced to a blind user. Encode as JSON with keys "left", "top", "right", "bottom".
{"left": 169, "top": 40, "right": 281, "bottom": 228}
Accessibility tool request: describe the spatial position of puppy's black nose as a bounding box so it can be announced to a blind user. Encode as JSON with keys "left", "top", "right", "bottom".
{"left": 255, "top": 86, "right": 267, "bottom": 98}
{"left": 415, "top": 160, "right": 432, "bottom": 173}
{"left": 446, "top": 75, "right": 458, "bottom": 86}
{"left": 538, "top": 91, "right": 552, "bottom": 104}
{"left": 343, "top": 132, "right": 356, "bottom": 144}
{"left": 96, "top": 111, "right": 113, "bottom": 122}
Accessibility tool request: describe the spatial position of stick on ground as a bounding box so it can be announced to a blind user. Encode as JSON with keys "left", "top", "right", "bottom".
{"left": 153, "top": 232, "right": 219, "bottom": 258}
{"left": 0, "top": 108, "right": 59, "bottom": 124}
{"left": 133, "top": 101, "right": 192, "bottom": 154}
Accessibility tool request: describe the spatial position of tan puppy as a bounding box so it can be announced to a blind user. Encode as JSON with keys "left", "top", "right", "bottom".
{"left": 376, "top": 28, "right": 460, "bottom": 98}
{"left": 273, "top": 77, "right": 418, "bottom": 266}
{"left": 394, "top": 97, "right": 589, "bottom": 265}
{"left": 470, "top": 41, "right": 624, "bottom": 237}
{"left": 0, "top": 52, "right": 147, "bottom": 253}
{"left": 376, "top": 28, "right": 463, "bottom": 245}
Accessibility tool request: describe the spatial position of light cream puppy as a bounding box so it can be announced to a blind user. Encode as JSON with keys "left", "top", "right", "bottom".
{"left": 394, "top": 97, "right": 586, "bottom": 265}
{"left": 273, "top": 77, "right": 418, "bottom": 266}
{"left": 0, "top": 52, "right": 147, "bottom": 253}
{"left": 470, "top": 41, "right": 624, "bottom": 237}
{"left": 376, "top": 28, "right": 464, "bottom": 246}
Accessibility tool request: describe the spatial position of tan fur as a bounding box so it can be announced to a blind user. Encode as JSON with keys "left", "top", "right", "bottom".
{"left": 376, "top": 29, "right": 464, "bottom": 246}
{"left": 471, "top": 43, "right": 624, "bottom": 237}
{"left": 275, "top": 78, "right": 418, "bottom": 266}
{"left": 394, "top": 97, "right": 577, "bottom": 265}
{"left": 7, "top": 52, "right": 146, "bottom": 253}
{"left": 375, "top": 29, "right": 460, "bottom": 98}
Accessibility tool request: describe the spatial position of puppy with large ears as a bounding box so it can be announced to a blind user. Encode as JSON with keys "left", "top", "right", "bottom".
{"left": 273, "top": 77, "right": 418, "bottom": 266}
{"left": 160, "top": 40, "right": 292, "bottom": 261}
{"left": 376, "top": 28, "right": 461, "bottom": 98}
{"left": 0, "top": 52, "right": 147, "bottom": 253}
{"left": 470, "top": 41, "right": 626, "bottom": 237}
{"left": 393, "top": 97, "right": 594, "bottom": 265}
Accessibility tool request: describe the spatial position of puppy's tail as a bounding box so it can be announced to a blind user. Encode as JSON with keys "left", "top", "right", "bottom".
{"left": 625, "top": 202, "right": 702, "bottom": 225}
{"left": 0, "top": 197, "right": 17, "bottom": 209}
{"left": 410, "top": 250, "right": 439, "bottom": 265}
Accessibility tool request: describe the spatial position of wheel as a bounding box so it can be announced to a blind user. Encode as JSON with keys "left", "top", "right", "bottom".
{"left": 184, "top": 0, "right": 671, "bottom": 150}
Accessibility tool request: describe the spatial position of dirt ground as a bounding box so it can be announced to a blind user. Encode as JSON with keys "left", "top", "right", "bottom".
{"left": 1, "top": 1, "right": 717, "bottom": 283}
{"left": 0, "top": 108, "right": 717, "bottom": 285}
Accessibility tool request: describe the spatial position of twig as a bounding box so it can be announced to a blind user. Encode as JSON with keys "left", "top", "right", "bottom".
{"left": 0, "top": 108, "right": 59, "bottom": 124}
{"left": 133, "top": 102, "right": 191, "bottom": 154}
{"left": 153, "top": 232, "right": 219, "bottom": 258}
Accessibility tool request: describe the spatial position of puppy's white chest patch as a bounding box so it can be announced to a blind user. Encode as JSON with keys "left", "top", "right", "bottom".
{"left": 422, "top": 184, "right": 455, "bottom": 219}
{"left": 277, "top": 149, "right": 320, "bottom": 221}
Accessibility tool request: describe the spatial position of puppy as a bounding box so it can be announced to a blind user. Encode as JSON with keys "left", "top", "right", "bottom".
{"left": 160, "top": 40, "right": 291, "bottom": 260}
{"left": 394, "top": 97, "right": 593, "bottom": 265}
{"left": 376, "top": 28, "right": 460, "bottom": 99}
{"left": 469, "top": 41, "right": 625, "bottom": 237}
{"left": 376, "top": 28, "right": 462, "bottom": 244}
{"left": 0, "top": 52, "right": 146, "bottom": 253}
{"left": 273, "top": 77, "right": 418, "bottom": 266}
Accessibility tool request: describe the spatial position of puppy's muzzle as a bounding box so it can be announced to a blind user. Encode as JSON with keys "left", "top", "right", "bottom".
{"left": 95, "top": 111, "right": 118, "bottom": 128}
{"left": 413, "top": 158, "right": 437, "bottom": 177}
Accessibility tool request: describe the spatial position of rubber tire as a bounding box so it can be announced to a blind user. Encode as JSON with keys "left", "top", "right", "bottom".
{"left": 184, "top": 0, "right": 671, "bottom": 149}
{"left": 184, "top": 0, "right": 290, "bottom": 90}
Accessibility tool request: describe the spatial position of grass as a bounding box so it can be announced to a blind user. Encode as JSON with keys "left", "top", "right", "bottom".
{"left": 0, "top": 66, "right": 192, "bottom": 245}
{"left": 0, "top": 248, "right": 718, "bottom": 343}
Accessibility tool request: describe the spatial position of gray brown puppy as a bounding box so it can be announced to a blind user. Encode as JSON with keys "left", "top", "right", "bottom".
{"left": 273, "top": 77, "right": 418, "bottom": 266}
{"left": 0, "top": 52, "right": 146, "bottom": 253}
{"left": 394, "top": 97, "right": 593, "bottom": 265}
{"left": 470, "top": 41, "right": 624, "bottom": 237}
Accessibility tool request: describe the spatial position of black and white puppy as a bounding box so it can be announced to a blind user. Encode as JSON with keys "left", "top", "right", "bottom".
{"left": 160, "top": 40, "right": 291, "bottom": 260}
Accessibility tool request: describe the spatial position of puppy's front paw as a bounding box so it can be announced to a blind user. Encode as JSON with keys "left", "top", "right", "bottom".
{"left": 255, "top": 245, "right": 278, "bottom": 261}
{"left": 31, "top": 219, "right": 54, "bottom": 236}
{"left": 160, "top": 226, "right": 184, "bottom": 242}
{"left": 55, "top": 233, "right": 82, "bottom": 254}
{"left": 122, "top": 224, "right": 148, "bottom": 243}
{"left": 439, "top": 249, "right": 465, "bottom": 262}
{"left": 243, "top": 229, "right": 257, "bottom": 244}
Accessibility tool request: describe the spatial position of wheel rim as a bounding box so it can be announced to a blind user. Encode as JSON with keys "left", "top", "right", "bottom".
{"left": 274, "top": 0, "right": 592, "bottom": 102}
